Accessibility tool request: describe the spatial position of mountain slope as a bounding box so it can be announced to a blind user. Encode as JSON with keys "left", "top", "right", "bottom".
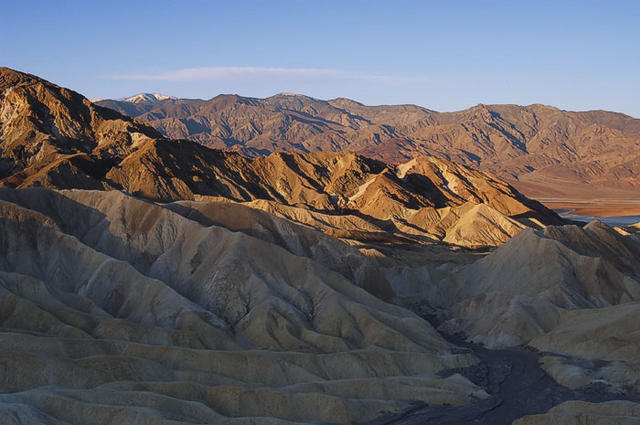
{"left": 3, "top": 188, "right": 639, "bottom": 424}
{"left": 0, "top": 187, "right": 484, "bottom": 424}
{"left": 437, "top": 221, "right": 640, "bottom": 348}
{"left": 96, "top": 93, "right": 640, "bottom": 199}
{"left": 0, "top": 67, "right": 162, "bottom": 189}
{"left": 1, "top": 67, "right": 562, "bottom": 248}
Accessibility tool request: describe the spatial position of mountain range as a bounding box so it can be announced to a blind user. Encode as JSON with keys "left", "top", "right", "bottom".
{"left": 2, "top": 67, "right": 640, "bottom": 425}
{"left": 0, "top": 67, "right": 562, "bottom": 249}
{"left": 96, "top": 92, "right": 640, "bottom": 200}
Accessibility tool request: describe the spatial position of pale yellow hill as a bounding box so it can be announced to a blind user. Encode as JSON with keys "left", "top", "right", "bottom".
{"left": 512, "top": 401, "right": 640, "bottom": 425}
{"left": 437, "top": 221, "right": 640, "bottom": 347}
{"left": 0, "top": 188, "right": 485, "bottom": 424}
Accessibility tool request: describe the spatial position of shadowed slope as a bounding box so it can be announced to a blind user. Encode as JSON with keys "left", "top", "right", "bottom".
{"left": 0, "top": 187, "right": 485, "bottom": 424}
{"left": 435, "top": 221, "right": 640, "bottom": 348}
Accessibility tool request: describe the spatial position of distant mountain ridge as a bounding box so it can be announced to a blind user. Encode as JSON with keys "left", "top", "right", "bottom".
{"left": 96, "top": 92, "right": 640, "bottom": 199}
{"left": 0, "top": 67, "right": 561, "bottom": 248}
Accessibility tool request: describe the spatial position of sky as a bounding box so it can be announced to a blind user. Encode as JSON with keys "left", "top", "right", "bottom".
{"left": 2, "top": 0, "right": 639, "bottom": 116}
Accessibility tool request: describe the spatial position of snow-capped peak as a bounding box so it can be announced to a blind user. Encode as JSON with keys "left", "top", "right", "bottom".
{"left": 122, "top": 93, "right": 176, "bottom": 103}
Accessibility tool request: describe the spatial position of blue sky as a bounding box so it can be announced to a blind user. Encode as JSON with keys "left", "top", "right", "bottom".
{"left": 2, "top": 0, "right": 639, "bottom": 116}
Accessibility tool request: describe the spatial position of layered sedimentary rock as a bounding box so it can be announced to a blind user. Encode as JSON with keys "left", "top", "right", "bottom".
{"left": 0, "top": 188, "right": 485, "bottom": 424}
{"left": 436, "top": 222, "right": 640, "bottom": 348}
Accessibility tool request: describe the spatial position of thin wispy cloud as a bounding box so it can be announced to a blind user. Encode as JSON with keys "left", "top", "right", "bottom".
{"left": 109, "top": 66, "right": 428, "bottom": 84}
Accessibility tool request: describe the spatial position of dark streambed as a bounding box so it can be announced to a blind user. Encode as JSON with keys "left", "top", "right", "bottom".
{"left": 363, "top": 331, "right": 640, "bottom": 425}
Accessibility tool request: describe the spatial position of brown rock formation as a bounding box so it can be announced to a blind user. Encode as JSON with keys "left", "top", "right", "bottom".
{"left": 1, "top": 67, "right": 561, "bottom": 249}
{"left": 97, "top": 92, "right": 640, "bottom": 200}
